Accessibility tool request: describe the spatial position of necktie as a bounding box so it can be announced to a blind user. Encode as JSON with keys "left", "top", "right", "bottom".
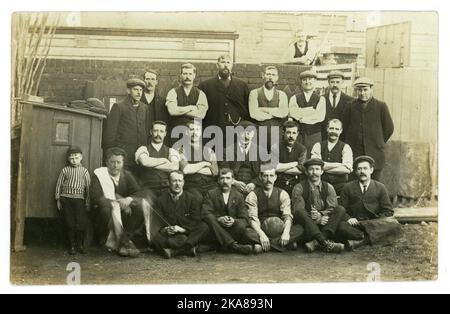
{"left": 332, "top": 95, "right": 337, "bottom": 108}
{"left": 363, "top": 185, "right": 367, "bottom": 194}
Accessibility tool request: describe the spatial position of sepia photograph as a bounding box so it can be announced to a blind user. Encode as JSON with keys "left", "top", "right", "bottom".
{"left": 9, "top": 10, "right": 439, "bottom": 287}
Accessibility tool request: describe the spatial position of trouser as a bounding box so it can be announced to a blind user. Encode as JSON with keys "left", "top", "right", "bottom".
{"left": 203, "top": 216, "right": 248, "bottom": 248}
{"left": 299, "top": 132, "right": 322, "bottom": 158}
{"left": 96, "top": 196, "right": 152, "bottom": 250}
{"left": 293, "top": 205, "right": 348, "bottom": 243}
{"left": 245, "top": 217, "right": 304, "bottom": 252}
{"left": 152, "top": 222, "right": 210, "bottom": 252}
{"left": 60, "top": 197, "right": 88, "bottom": 247}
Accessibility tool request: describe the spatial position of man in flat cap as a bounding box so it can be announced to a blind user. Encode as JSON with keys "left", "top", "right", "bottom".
{"left": 166, "top": 63, "right": 208, "bottom": 145}
{"left": 311, "top": 118, "right": 353, "bottom": 196}
{"left": 245, "top": 166, "right": 304, "bottom": 253}
{"left": 249, "top": 65, "right": 289, "bottom": 151}
{"left": 342, "top": 77, "right": 394, "bottom": 181}
{"left": 338, "top": 156, "right": 402, "bottom": 250}
{"left": 291, "top": 158, "right": 350, "bottom": 253}
{"left": 103, "top": 78, "right": 149, "bottom": 174}
{"left": 289, "top": 70, "right": 326, "bottom": 155}
{"left": 321, "top": 71, "right": 354, "bottom": 139}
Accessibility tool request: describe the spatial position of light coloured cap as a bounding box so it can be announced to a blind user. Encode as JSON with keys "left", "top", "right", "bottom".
{"left": 327, "top": 71, "right": 345, "bottom": 80}
{"left": 353, "top": 77, "right": 375, "bottom": 87}
{"left": 299, "top": 70, "right": 318, "bottom": 80}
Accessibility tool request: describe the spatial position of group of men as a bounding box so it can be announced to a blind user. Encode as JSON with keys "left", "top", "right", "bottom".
{"left": 91, "top": 54, "right": 401, "bottom": 258}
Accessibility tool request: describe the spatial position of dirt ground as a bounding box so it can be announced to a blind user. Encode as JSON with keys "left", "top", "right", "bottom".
{"left": 10, "top": 223, "right": 438, "bottom": 285}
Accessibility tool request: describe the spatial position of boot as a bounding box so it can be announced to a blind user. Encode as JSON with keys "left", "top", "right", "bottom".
{"left": 230, "top": 242, "right": 253, "bottom": 255}
{"left": 68, "top": 230, "right": 76, "bottom": 255}
{"left": 77, "top": 231, "right": 87, "bottom": 254}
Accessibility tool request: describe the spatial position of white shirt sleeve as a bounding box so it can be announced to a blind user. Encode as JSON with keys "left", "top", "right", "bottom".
{"left": 311, "top": 143, "right": 322, "bottom": 160}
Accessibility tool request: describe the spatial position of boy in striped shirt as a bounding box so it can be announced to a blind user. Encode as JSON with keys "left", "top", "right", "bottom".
{"left": 55, "top": 146, "right": 91, "bottom": 255}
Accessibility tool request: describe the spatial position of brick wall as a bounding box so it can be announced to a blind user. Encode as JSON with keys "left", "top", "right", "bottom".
{"left": 38, "top": 59, "right": 310, "bottom": 103}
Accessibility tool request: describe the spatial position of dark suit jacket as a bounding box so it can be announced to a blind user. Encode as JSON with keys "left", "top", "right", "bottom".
{"left": 202, "top": 187, "right": 248, "bottom": 223}
{"left": 322, "top": 91, "right": 353, "bottom": 137}
{"left": 340, "top": 180, "right": 394, "bottom": 220}
{"left": 341, "top": 97, "right": 394, "bottom": 170}
{"left": 199, "top": 76, "right": 250, "bottom": 129}
{"left": 141, "top": 91, "right": 169, "bottom": 129}
{"left": 102, "top": 96, "right": 149, "bottom": 166}
{"left": 90, "top": 169, "right": 141, "bottom": 210}
{"left": 155, "top": 191, "right": 203, "bottom": 232}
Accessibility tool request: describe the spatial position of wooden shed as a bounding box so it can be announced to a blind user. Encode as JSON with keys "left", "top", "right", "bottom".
{"left": 13, "top": 101, "right": 105, "bottom": 251}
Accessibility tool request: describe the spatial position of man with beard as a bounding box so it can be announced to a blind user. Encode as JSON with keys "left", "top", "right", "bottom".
{"left": 342, "top": 77, "right": 394, "bottom": 181}
{"left": 141, "top": 70, "right": 170, "bottom": 140}
{"left": 321, "top": 71, "right": 353, "bottom": 139}
{"left": 178, "top": 120, "right": 219, "bottom": 203}
{"left": 338, "top": 156, "right": 402, "bottom": 250}
{"left": 221, "top": 121, "right": 261, "bottom": 196}
{"left": 289, "top": 70, "right": 326, "bottom": 155}
{"left": 152, "top": 170, "right": 210, "bottom": 259}
{"left": 249, "top": 66, "right": 289, "bottom": 150}
{"left": 291, "top": 158, "right": 349, "bottom": 253}
{"left": 275, "top": 121, "right": 307, "bottom": 196}
{"left": 311, "top": 119, "right": 353, "bottom": 196}
{"left": 201, "top": 168, "right": 254, "bottom": 255}
{"left": 103, "top": 78, "right": 149, "bottom": 173}
{"left": 199, "top": 55, "right": 251, "bottom": 141}
{"left": 245, "top": 167, "right": 304, "bottom": 253}
{"left": 166, "top": 63, "right": 208, "bottom": 144}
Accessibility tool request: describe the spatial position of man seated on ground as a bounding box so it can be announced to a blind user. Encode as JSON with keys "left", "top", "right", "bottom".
{"left": 152, "top": 170, "right": 210, "bottom": 259}
{"left": 311, "top": 118, "right": 353, "bottom": 196}
{"left": 201, "top": 168, "right": 254, "bottom": 255}
{"left": 245, "top": 167, "right": 304, "bottom": 253}
{"left": 338, "top": 156, "right": 402, "bottom": 250}
{"left": 178, "top": 120, "right": 219, "bottom": 202}
{"left": 291, "top": 158, "right": 350, "bottom": 254}
{"left": 91, "top": 147, "right": 151, "bottom": 258}
{"left": 275, "top": 121, "right": 307, "bottom": 196}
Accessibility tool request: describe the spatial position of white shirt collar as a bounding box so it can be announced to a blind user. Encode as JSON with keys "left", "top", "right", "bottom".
{"left": 329, "top": 91, "right": 341, "bottom": 104}
{"left": 360, "top": 180, "right": 371, "bottom": 192}
{"left": 303, "top": 90, "right": 314, "bottom": 102}
{"left": 263, "top": 86, "right": 275, "bottom": 101}
{"left": 218, "top": 75, "right": 232, "bottom": 81}
{"left": 151, "top": 142, "right": 163, "bottom": 151}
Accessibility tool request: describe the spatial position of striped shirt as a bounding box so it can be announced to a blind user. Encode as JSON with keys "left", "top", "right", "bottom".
{"left": 55, "top": 165, "right": 91, "bottom": 201}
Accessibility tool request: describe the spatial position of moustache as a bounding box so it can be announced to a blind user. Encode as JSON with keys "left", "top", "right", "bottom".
{"left": 329, "top": 132, "right": 339, "bottom": 137}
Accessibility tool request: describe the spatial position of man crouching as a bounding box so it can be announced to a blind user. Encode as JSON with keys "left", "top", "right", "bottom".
{"left": 151, "top": 170, "right": 210, "bottom": 259}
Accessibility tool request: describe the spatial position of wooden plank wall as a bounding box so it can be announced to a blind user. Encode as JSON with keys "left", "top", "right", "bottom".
{"left": 359, "top": 67, "right": 438, "bottom": 143}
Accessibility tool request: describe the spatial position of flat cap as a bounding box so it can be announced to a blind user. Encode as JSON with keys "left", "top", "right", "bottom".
{"left": 303, "top": 158, "right": 325, "bottom": 169}
{"left": 299, "top": 70, "right": 318, "bottom": 79}
{"left": 126, "top": 78, "right": 146, "bottom": 89}
{"left": 327, "top": 70, "right": 345, "bottom": 80}
{"left": 353, "top": 77, "right": 374, "bottom": 87}
{"left": 67, "top": 146, "right": 83, "bottom": 156}
{"left": 354, "top": 155, "right": 375, "bottom": 167}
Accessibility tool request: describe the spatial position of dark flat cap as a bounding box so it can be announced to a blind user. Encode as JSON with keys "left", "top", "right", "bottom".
{"left": 299, "top": 70, "right": 318, "bottom": 79}
{"left": 303, "top": 158, "right": 325, "bottom": 168}
{"left": 67, "top": 146, "right": 83, "bottom": 156}
{"left": 126, "top": 78, "right": 146, "bottom": 89}
{"left": 354, "top": 155, "right": 375, "bottom": 167}
{"left": 327, "top": 70, "right": 345, "bottom": 80}
{"left": 353, "top": 77, "right": 374, "bottom": 87}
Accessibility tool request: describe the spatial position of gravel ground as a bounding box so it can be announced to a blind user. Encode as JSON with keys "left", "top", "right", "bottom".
{"left": 10, "top": 223, "right": 438, "bottom": 285}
